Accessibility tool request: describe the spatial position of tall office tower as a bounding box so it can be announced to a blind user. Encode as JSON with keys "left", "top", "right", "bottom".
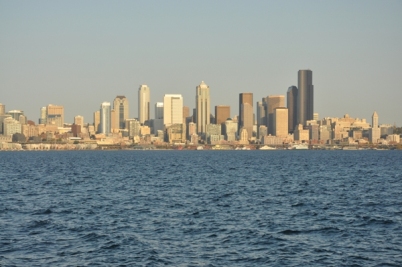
{"left": 224, "top": 119, "right": 238, "bottom": 142}
{"left": 163, "top": 94, "right": 183, "bottom": 126}
{"left": 369, "top": 111, "right": 380, "bottom": 143}
{"left": 287, "top": 86, "right": 298, "bottom": 133}
{"left": 39, "top": 107, "right": 47, "bottom": 124}
{"left": 313, "top": 113, "right": 319, "bottom": 121}
{"left": 267, "top": 95, "right": 285, "bottom": 135}
{"left": 100, "top": 102, "right": 111, "bottom": 135}
{"left": 93, "top": 110, "right": 100, "bottom": 133}
{"left": 256, "top": 101, "right": 266, "bottom": 130}
{"left": 138, "top": 85, "right": 150, "bottom": 124}
{"left": 183, "top": 106, "right": 190, "bottom": 123}
{"left": 372, "top": 111, "right": 379, "bottom": 128}
{"left": 239, "top": 93, "right": 253, "bottom": 138}
{"left": 0, "top": 103, "right": 5, "bottom": 115}
{"left": 196, "top": 81, "right": 210, "bottom": 134}
{"left": 297, "top": 69, "right": 314, "bottom": 126}
{"left": 74, "top": 115, "right": 84, "bottom": 127}
{"left": 46, "top": 104, "right": 64, "bottom": 127}
{"left": 273, "top": 107, "right": 289, "bottom": 138}
{"left": 215, "top": 105, "right": 230, "bottom": 125}
{"left": 113, "top": 96, "right": 129, "bottom": 129}
{"left": 155, "top": 102, "right": 164, "bottom": 119}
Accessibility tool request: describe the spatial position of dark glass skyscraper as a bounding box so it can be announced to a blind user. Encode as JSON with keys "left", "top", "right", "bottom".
{"left": 287, "top": 86, "right": 298, "bottom": 133}
{"left": 297, "top": 70, "right": 314, "bottom": 126}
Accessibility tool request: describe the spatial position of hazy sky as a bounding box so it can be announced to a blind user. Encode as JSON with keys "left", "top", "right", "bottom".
{"left": 1, "top": 0, "right": 401, "bottom": 126}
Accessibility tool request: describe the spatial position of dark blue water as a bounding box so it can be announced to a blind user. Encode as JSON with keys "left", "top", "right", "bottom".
{"left": 1, "top": 150, "right": 402, "bottom": 266}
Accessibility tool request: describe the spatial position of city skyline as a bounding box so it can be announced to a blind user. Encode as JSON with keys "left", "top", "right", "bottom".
{"left": 1, "top": 1, "right": 401, "bottom": 126}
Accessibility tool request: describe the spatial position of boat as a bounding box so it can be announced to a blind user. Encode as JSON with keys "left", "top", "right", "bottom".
{"left": 292, "top": 144, "right": 309, "bottom": 150}
{"left": 259, "top": 145, "right": 276, "bottom": 150}
{"left": 196, "top": 146, "right": 204, "bottom": 150}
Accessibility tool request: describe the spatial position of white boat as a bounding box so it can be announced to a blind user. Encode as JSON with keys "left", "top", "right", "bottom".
{"left": 196, "top": 146, "right": 204, "bottom": 150}
{"left": 292, "top": 144, "right": 309, "bottom": 150}
{"left": 259, "top": 145, "right": 276, "bottom": 150}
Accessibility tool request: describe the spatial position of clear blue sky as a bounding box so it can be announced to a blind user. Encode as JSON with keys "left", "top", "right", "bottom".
{"left": 1, "top": 0, "right": 401, "bottom": 126}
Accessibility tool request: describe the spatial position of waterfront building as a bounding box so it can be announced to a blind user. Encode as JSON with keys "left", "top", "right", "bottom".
{"left": 206, "top": 124, "right": 223, "bottom": 144}
{"left": 126, "top": 119, "right": 141, "bottom": 137}
{"left": 263, "top": 135, "right": 283, "bottom": 145}
{"left": 267, "top": 95, "right": 285, "bottom": 135}
{"left": 100, "top": 102, "right": 111, "bottom": 135}
{"left": 3, "top": 117, "right": 21, "bottom": 136}
{"left": 113, "top": 96, "right": 129, "bottom": 129}
{"left": 163, "top": 94, "right": 183, "bottom": 126}
{"left": 196, "top": 81, "right": 210, "bottom": 135}
{"left": 165, "top": 123, "right": 186, "bottom": 144}
{"left": 287, "top": 86, "right": 298, "bottom": 132}
{"left": 239, "top": 127, "right": 249, "bottom": 145}
{"left": 46, "top": 105, "right": 64, "bottom": 127}
{"left": 297, "top": 70, "right": 314, "bottom": 126}
{"left": 138, "top": 85, "right": 150, "bottom": 124}
{"left": 386, "top": 134, "right": 400, "bottom": 144}
{"left": 294, "top": 124, "right": 309, "bottom": 142}
{"left": 273, "top": 107, "right": 288, "bottom": 138}
{"left": 239, "top": 93, "right": 253, "bottom": 138}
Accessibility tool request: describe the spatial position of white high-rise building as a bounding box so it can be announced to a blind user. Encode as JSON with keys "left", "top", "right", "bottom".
{"left": 163, "top": 94, "right": 183, "bottom": 126}
{"left": 138, "top": 85, "right": 150, "bottom": 124}
{"left": 196, "top": 81, "right": 210, "bottom": 135}
{"left": 100, "top": 102, "right": 111, "bottom": 135}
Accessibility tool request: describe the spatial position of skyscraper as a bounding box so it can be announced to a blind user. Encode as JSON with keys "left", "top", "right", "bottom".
{"left": 369, "top": 111, "right": 380, "bottom": 143}
{"left": 113, "top": 96, "right": 129, "bottom": 129}
{"left": 239, "top": 93, "right": 253, "bottom": 138}
{"left": 0, "top": 103, "right": 5, "bottom": 115}
{"left": 100, "top": 102, "right": 111, "bottom": 135}
{"left": 196, "top": 81, "right": 210, "bottom": 135}
{"left": 39, "top": 107, "right": 47, "bottom": 124}
{"left": 287, "top": 86, "right": 298, "bottom": 133}
{"left": 297, "top": 69, "right": 314, "bottom": 126}
{"left": 155, "top": 102, "right": 164, "bottom": 119}
{"left": 215, "top": 105, "right": 230, "bottom": 125}
{"left": 138, "top": 85, "right": 150, "bottom": 124}
{"left": 46, "top": 104, "right": 64, "bottom": 127}
{"left": 267, "top": 95, "right": 285, "bottom": 135}
{"left": 273, "top": 107, "right": 288, "bottom": 138}
{"left": 74, "top": 115, "right": 84, "bottom": 127}
{"left": 163, "top": 94, "right": 183, "bottom": 126}
{"left": 93, "top": 110, "right": 100, "bottom": 133}
{"left": 372, "top": 111, "right": 379, "bottom": 128}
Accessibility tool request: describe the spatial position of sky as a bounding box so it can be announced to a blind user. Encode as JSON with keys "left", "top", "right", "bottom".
{"left": 1, "top": 0, "right": 401, "bottom": 126}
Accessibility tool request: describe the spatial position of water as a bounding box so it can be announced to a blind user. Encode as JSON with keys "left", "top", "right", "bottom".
{"left": 1, "top": 150, "right": 402, "bottom": 266}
